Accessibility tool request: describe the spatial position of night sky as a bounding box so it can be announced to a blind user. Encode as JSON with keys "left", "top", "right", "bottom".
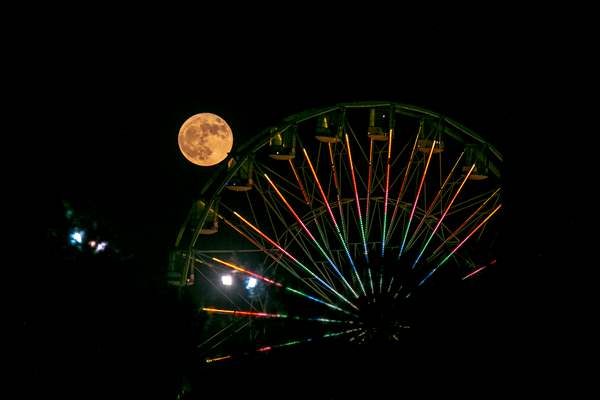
{"left": 29, "top": 35, "right": 585, "bottom": 397}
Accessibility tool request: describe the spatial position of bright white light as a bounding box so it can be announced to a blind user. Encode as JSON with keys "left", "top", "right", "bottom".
{"left": 95, "top": 241, "right": 108, "bottom": 253}
{"left": 89, "top": 240, "right": 97, "bottom": 248}
{"left": 246, "top": 277, "right": 258, "bottom": 289}
{"left": 221, "top": 275, "right": 233, "bottom": 286}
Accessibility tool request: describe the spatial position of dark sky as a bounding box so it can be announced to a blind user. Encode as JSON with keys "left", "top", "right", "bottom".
{"left": 31, "top": 36, "right": 586, "bottom": 396}
{"left": 42, "top": 55, "right": 555, "bottom": 276}
{"left": 44, "top": 71, "right": 523, "bottom": 282}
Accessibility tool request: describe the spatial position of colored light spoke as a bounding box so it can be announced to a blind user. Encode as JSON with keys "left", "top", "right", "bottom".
{"left": 211, "top": 257, "right": 282, "bottom": 287}
{"left": 308, "top": 317, "right": 350, "bottom": 323}
{"left": 345, "top": 133, "right": 368, "bottom": 261}
{"left": 302, "top": 148, "right": 367, "bottom": 296}
{"left": 285, "top": 287, "right": 356, "bottom": 316}
{"left": 387, "top": 128, "right": 421, "bottom": 244}
{"left": 368, "top": 268, "right": 375, "bottom": 296}
{"left": 264, "top": 174, "right": 359, "bottom": 298}
{"left": 205, "top": 355, "right": 231, "bottom": 363}
{"left": 462, "top": 265, "right": 488, "bottom": 280}
{"left": 399, "top": 140, "right": 436, "bottom": 257}
{"left": 204, "top": 327, "right": 360, "bottom": 364}
{"left": 328, "top": 142, "right": 348, "bottom": 243}
{"left": 234, "top": 211, "right": 358, "bottom": 310}
{"left": 202, "top": 307, "right": 287, "bottom": 318}
{"left": 257, "top": 328, "right": 360, "bottom": 354}
{"left": 289, "top": 159, "right": 310, "bottom": 205}
{"left": 202, "top": 307, "right": 352, "bottom": 324}
{"left": 323, "top": 328, "right": 360, "bottom": 338}
{"left": 408, "top": 152, "right": 464, "bottom": 246}
{"left": 430, "top": 188, "right": 501, "bottom": 259}
{"left": 381, "top": 124, "right": 393, "bottom": 256}
{"left": 419, "top": 204, "right": 502, "bottom": 286}
{"left": 221, "top": 216, "right": 270, "bottom": 256}
{"left": 365, "top": 138, "right": 374, "bottom": 233}
{"left": 411, "top": 164, "right": 474, "bottom": 269}
{"left": 273, "top": 338, "right": 311, "bottom": 348}
{"left": 387, "top": 276, "right": 395, "bottom": 293}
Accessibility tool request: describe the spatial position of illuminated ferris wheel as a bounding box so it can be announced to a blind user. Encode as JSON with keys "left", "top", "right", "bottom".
{"left": 169, "top": 101, "right": 503, "bottom": 364}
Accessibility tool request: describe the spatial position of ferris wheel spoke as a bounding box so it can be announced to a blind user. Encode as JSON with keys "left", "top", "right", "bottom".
{"left": 411, "top": 164, "right": 475, "bottom": 269}
{"left": 291, "top": 231, "right": 339, "bottom": 291}
{"left": 355, "top": 330, "right": 367, "bottom": 344}
{"left": 208, "top": 256, "right": 355, "bottom": 316}
{"left": 366, "top": 199, "right": 381, "bottom": 244}
{"left": 418, "top": 204, "right": 502, "bottom": 286}
{"left": 365, "top": 138, "right": 374, "bottom": 235}
{"left": 381, "top": 111, "right": 394, "bottom": 257}
{"left": 389, "top": 137, "right": 412, "bottom": 176}
{"left": 327, "top": 142, "right": 349, "bottom": 244}
{"left": 210, "top": 257, "right": 282, "bottom": 285}
{"left": 429, "top": 188, "right": 501, "bottom": 260}
{"left": 344, "top": 133, "right": 369, "bottom": 263}
{"left": 399, "top": 140, "right": 437, "bottom": 258}
{"left": 201, "top": 307, "right": 354, "bottom": 325}
{"left": 257, "top": 162, "right": 297, "bottom": 191}
{"left": 219, "top": 215, "right": 268, "bottom": 254}
{"left": 202, "top": 320, "right": 250, "bottom": 360}
{"left": 404, "top": 218, "right": 431, "bottom": 253}
{"left": 387, "top": 131, "right": 421, "bottom": 244}
{"left": 284, "top": 287, "right": 357, "bottom": 316}
{"left": 289, "top": 159, "right": 310, "bottom": 205}
{"left": 347, "top": 120, "right": 370, "bottom": 165}
{"left": 194, "top": 266, "right": 258, "bottom": 311}
{"left": 407, "top": 152, "right": 465, "bottom": 247}
{"left": 386, "top": 199, "right": 409, "bottom": 246}
{"left": 205, "top": 327, "right": 361, "bottom": 364}
{"left": 202, "top": 307, "right": 287, "bottom": 319}
{"left": 255, "top": 179, "right": 324, "bottom": 273}
{"left": 226, "top": 209, "right": 336, "bottom": 303}
{"left": 462, "top": 263, "right": 490, "bottom": 280}
{"left": 322, "top": 327, "right": 362, "bottom": 338}
{"left": 252, "top": 184, "right": 285, "bottom": 244}
{"left": 302, "top": 148, "right": 367, "bottom": 297}
{"left": 197, "top": 319, "right": 238, "bottom": 349}
{"left": 328, "top": 143, "right": 341, "bottom": 197}
{"left": 386, "top": 276, "right": 395, "bottom": 293}
{"left": 446, "top": 189, "right": 499, "bottom": 217}
{"left": 264, "top": 173, "right": 359, "bottom": 298}
{"left": 312, "top": 215, "right": 333, "bottom": 257}
{"left": 476, "top": 195, "right": 501, "bottom": 242}
{"left": 257, "top": 163, "right": 308, "bottom": 206}
{"left": 393, "top": 284, "right": 404, "bottom": 300}
{"left": 218, "top": 213, "right": 315, "bottom": 291}
{"left": 233, "top": 211, "right": 359, "bottom": 310}
{"left": 205, "top": 355, "right": 232, "bottom": 363}
{"left": 370, "top": 146, "right": 388, "bottom": 193}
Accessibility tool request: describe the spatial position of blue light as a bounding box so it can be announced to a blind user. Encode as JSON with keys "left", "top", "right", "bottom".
{"left": 69, "top": 229, "right": 84, "bottom": 245}
{"left": 246, "top": 277, "right": 258, "bottom": 289}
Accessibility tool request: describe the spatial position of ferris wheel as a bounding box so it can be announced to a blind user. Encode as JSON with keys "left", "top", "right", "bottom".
{"left": 169, "top": 101, "right": 503, "bottom": 365}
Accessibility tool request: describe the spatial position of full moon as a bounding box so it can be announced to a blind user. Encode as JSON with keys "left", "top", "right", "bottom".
{"left": 178, "top": 113, "right": 234, "bottom": 166}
